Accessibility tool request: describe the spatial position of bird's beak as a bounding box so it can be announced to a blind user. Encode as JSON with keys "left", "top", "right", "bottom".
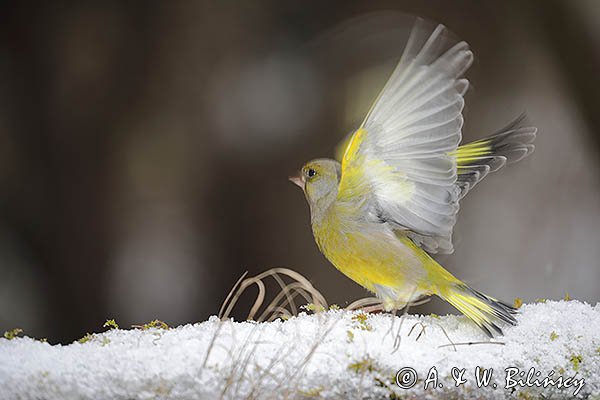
{"left": 288, "top": 173, "right": 304, "bottom": 188}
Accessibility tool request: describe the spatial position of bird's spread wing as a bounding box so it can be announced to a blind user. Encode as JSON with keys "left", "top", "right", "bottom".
{"left": 337, "top": 21, "right": 473, "bottom": 254}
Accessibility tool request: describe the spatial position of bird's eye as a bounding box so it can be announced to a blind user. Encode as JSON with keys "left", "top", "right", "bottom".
{"left": 307, "top": 168, "right": 316, "bottom": 178}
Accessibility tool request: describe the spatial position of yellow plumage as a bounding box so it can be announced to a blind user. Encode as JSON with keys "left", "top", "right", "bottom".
{"left": 291, "top": 20, "right": 535, "bottom": 337}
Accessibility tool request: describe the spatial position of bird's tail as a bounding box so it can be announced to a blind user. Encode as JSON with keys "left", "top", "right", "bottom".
{"left": 436, "top": 283, "right": 517, "bottom": 337}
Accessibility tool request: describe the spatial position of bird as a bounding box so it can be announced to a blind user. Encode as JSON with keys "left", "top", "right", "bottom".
{"left": 289, "top": 19, "right": 536, "bottom": 337}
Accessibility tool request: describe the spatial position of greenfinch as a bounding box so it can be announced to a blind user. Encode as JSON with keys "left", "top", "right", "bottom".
{"left": 290, "top": 20, "right": 536, "bottom": 337}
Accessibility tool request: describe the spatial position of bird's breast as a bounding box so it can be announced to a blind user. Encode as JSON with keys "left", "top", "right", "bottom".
{"left": 311, "top": 206, "right": 425, "bottom": 292}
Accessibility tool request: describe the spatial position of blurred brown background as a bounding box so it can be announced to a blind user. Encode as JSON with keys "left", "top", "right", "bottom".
{"left": 1, "top": 0, "right": 599, "bottom": 343}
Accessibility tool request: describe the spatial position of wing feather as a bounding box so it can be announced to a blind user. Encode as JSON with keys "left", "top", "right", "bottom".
{"left": 337, "top": 20, "right": 535, "bottom": 254}
{"left": 338, "top": 20, "right": 470, "bottom": 254}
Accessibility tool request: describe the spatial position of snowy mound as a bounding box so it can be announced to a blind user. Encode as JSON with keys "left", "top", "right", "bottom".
{"left": 1, "top": 300, "right": 598, "bottom": 399}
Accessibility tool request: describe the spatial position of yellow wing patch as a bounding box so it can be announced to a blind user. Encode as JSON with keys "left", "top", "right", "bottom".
{"left": 342, "top": 128, "right": 367, "bottom": 164}
{"left": 337, "top": 128, "right": 369, "bottom": 201}
{"left": 337, "top": 127, "right": 414, "bottom": 205}
{"left": 334, "top": 132, "right": 353, "bottom": 162}
{"left": 450, "top": 140, "right": 492, "bottom": 166}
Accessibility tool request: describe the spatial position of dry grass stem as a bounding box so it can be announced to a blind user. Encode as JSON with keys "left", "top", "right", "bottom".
{"left": 438, "top": 341, "right": 505, "bottom": 349}
{"left": 219, "top": 268, "right": 328, "bottom": 322}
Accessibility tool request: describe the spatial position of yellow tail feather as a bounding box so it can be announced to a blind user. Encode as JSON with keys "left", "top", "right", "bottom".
{"left": 437, "top": 283, "right": 517, "bottom": 337}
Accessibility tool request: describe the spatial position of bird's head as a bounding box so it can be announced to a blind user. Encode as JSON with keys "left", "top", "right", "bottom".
{"left": 289, "top": 158, "right": 341, "bottom": 214}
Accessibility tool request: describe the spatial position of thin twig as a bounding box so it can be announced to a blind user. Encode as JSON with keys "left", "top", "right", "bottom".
{"left": 437, "top": 324, "right": 457, "bottom": 352}
{"left": 258, "top": 283, "right": 314, "bottom": 322}
{"left": 201, "top": 320, "right": 224, "bottom": 370}
{"left": 220, "top": 268, "right": 327, "bottom": 321}
{"left": 346, "top": 297, "right": 382, "bottom": 311}
{"left": 408, "top": 322, "right": 426, "bottom": 341}
{"left": 218, "top": 271, "right": 249, "bottom": 319}
{"left": 438, "top": 341, "right": 505, "bottom": 349}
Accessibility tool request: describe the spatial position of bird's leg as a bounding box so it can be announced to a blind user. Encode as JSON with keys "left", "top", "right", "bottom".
{"left": 391, "top": 286, "right": 419, "bottom": 353}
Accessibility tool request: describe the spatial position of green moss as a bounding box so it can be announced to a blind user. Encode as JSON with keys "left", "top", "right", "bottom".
{"left": 302, "top": 303, "right": 325, "bottom": 313}
{"left": 78, "top": 333, "right": 94, "bottom": 344}
{"left": 348, "top": 357, "right": 376, "bottom": 374}
{"left": 328, "top": 304, "right": 340, "bottom": 311}
{"left": 103, "top": 319, "right": 119, "bottom": 330}
{"left": 550, "top": 331, "right": 558, "bottom": 341}
{"left": 429, "top": 313, "right": 440, "bottom": 319}
{"left": 517, "top": 390, "right": 534, "bottom": 400}
{"left": 3, "top": 328, "right": 23, "bottom": 340}
{"left": 564, "top": 292, "right": 571, "bottom": 301}
{"left": 346, "top": 330, "right": 354, "bottom": 343}
{"left": 352, "top": 312, "right": 373, "bottom": 331}
{"left": 570, "top": 354, "right": 582, "bottom": 371}
{"left": 76, "top": 333, "right": 109, "bottom": 345}
{"left": 535, "top": 298, "right": 546, "bottom": 304}
{"left": 135, "top": 319, "right": 170, "bottom": 330}
{"left": 513, "top": 298, "right": 523, "bottom": 308}
{"left": 375, "top": 377, "right": 402, "bottom": 400}
{"left": 153, "top": 384, "right": 171, "bottom": 396}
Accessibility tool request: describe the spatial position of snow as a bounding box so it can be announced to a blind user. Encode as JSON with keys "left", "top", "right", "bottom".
{"left": 0, "top": 300, "right": 599, "bottom": 399}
